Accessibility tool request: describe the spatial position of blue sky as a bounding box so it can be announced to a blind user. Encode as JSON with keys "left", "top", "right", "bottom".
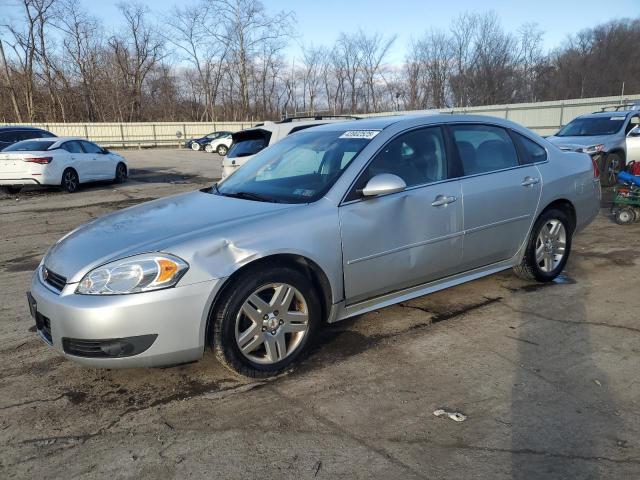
{"left": 3, "top": 0, "right": 639, "bottom": 63}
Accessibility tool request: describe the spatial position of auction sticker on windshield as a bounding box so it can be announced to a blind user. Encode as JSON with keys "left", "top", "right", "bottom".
{"left": 339, "top": 130, "right": 381, "bottom": 140}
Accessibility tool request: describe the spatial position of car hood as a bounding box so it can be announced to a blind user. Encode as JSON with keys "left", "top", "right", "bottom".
{"left": 44, "top": 190, "right": 293, "bottom": 283}
{"left": 546, "top": 134, "right": 614, "bottom": 151}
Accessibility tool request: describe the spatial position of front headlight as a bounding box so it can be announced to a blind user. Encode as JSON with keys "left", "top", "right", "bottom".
{"left": 76, "top": 253, "right": 188, "bottom": 295}
{"left": 582, "top": 144, "right": 605, "bottom": 155}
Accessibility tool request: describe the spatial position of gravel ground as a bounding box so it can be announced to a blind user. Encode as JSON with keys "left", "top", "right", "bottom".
{"left": 1, "top": 149, "right": 639, "bottom": 479}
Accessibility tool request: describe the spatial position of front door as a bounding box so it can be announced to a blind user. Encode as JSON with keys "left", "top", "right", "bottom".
{"left": 339, "top": 126, "right": 464, "bottom": 305}
{"left": 449, "top": 124, "right": 542, "bottom": 270}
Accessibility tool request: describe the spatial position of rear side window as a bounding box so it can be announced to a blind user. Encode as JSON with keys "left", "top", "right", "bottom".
{"left": 81, "top": 141, "right": 103, "bottom": 154}
{"left": 3, "top": 140, "right": 55, "bottom": 152}
{"left": 451, "top": 124, "right": 519, "bottom": 175}
{"left": 0, "top": 131, "right": 19, "bottom": 143}
{"left": 61, "top": 141, "right": 84, "bottom": 153}
{"left": 16, "top": 130, "right": 42, "bottom": 141}
{"left": 513, "top": 132, "right": 547, "bottom": 164}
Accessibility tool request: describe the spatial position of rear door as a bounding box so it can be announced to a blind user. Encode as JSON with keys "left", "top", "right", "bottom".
{"left": 450, "top": 124, "right": 542, "bottom": 271}
{"left": 60, "top": 141, "right": 89, "bottom": 180}
{"left": 340, "top": 126, "right": 464, "bottom": 304}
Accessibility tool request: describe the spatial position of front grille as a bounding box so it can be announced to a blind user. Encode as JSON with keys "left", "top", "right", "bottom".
{"left": 43, "top": 267, "right": 66, "bottom": 292}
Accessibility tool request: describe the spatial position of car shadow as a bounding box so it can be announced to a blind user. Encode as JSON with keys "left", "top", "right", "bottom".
{"left": 509, "top": 265, "right": 622, "bottom": 478}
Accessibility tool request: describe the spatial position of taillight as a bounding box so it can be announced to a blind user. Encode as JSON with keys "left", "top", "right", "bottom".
{"left": 25, "top": 157, "right": 53, "bottom": 164}
{"left": 591, "top": 157, "right": 600, "bottom": 179}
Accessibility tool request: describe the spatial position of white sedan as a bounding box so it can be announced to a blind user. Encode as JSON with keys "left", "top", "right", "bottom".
{"left": 0, "top": 137, "right": 127, "bottom": 194}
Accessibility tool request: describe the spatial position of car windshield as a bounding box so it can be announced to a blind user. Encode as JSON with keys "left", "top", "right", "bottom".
{"left": 216, "top": 130, "right": 374, "bottom": 204}
{"left": 3, "top": 140, "right": 55, "bottom": 151}
{"left": 556, "top": 116, "right": 626, "bottom": 136}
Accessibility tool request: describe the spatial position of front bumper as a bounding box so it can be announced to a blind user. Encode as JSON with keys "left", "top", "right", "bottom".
{"left": 29, "top": 269, "right": 225, "bottom": 368}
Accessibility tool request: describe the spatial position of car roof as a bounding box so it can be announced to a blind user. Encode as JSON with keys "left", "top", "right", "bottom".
{"left": 17, "top": 136, "right": 83, "bottom": 142}
{"left": 579, "top": 110, "right": 636, "bottom": 118}
{"left": 0, "top": 126, "right": 49, "bottom": 132}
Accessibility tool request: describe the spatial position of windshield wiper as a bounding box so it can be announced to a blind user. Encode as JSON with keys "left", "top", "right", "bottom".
{"left": 220, "top": 191, "right": 278, "bottom": 203}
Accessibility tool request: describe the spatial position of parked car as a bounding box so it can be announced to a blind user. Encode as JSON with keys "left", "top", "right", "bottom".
{"left": 626, "top": 125, "right": 640, "bottom": 163}
{"left": 221, "top": 116, "right": 357, "bottom": 178}
{"left": 0, "top": 137, "right": 127, "bottom": 194}
{"left": 28, "top": 115, "right": 600, "bottom": 376}
{"left": 204, "top": 132, "right": 233, "bottom": 155}
{"left": 546, "top": 106, "right": 640, "bottom": 186}
{"left": 186, "top": 131, "right": 233, "bottom": 152}
{"left": 0, "top": 126, "right": 56, "bottom": 151}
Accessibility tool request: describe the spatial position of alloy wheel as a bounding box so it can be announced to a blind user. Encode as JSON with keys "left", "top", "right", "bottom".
{"left": 235, "top": 283, "right": 309, "bottom": 364}
{"left": 217, "top": 145, "right": 228, "bottom": 156}
{"left": 535, "top": 219, "right": 566, "bottom": 273}
{"left": 63, "top": 170, "right": 78, "bottom": 193}
{"left": 191, "top": 142, "right": 200, "bottom": 151}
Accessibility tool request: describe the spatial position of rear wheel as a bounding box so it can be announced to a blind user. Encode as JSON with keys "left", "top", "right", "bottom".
{"left": 212, "top": 266, "right": 320, "bottom": 377}
{"left": 217, "top": 144, "right": 228, "bottom": 156}
{"left": 1, "top": 186, "right": 22, "bottom": 195}
{"left": 61, "top": 168, "right": 79, "bottom": 193}
{"left": 114, "top": 162, "right": 127, "bottom": 183}
{"left": 191, "top": 142, "right": 201, "bottom": 151}
{"left": 602, "top": 153, "right": 624, "bottom": 187}
{"left": 513, "top": 208, "right": 572, "bottom": 282}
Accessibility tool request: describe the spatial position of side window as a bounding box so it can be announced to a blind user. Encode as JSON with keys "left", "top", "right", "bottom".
{"left": 0, "top": 131, "right": 18, "bottom": 143}
{"left": 513, "top": 132, "right": 547, "bottom": 164}
{"left": 451, "top": 124, "right": 519, "bottom": 175}
{"left": 16, "top": 131, "right": 40, "bottom": 141}
{"left": 61, "top": 141, "right": 84, "bottom": 153}
{"left": 626, "top": 115, "right": 640, "bottom": 134}
{"left": 354, "top": 126, "right": 448, "bottom": 196}
{"left": 81, "top": 141, "right": 103, "bottom": 154}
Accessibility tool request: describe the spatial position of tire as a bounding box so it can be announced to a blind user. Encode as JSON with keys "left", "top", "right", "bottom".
{"left": 204, "top": 143, "right": 214, "bottom": 153}
{"left": 217, "top": 144, "right": 228, "bottom": 156}
{"left": 602, "top": 152, "right": 624, "bottom": 187}
{"left": 513, "top": 208, "right": 573, "bottom": 282}
{"left": 190, "top": 142, "right": 201, "bottom": 151}
{"left": 614, "top": 207, "right": 636, "bottom": 225}
{"left": 61, "top": 168, "right": 79, "bottom": 193}
{"left": 212, "top": 265, "right": 321, "bottom": 378}
{"left": 114, "top": 162, "right": 127, "bottom": 183}
{"left": 1, "top": 186, "right": 22, "bottom": 195}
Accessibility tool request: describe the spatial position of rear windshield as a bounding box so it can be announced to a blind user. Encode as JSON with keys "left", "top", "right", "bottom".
{"left": 3, "top": 140, "right": 56, "bottom": 152}
{"left": 228, "top": 130, "right": 272, "bottom": 158}
{"left": 556, "top": 116, "right": 626, "bottom": 137}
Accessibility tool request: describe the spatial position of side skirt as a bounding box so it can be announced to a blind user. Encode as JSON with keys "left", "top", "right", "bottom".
{"left": 327, "top": 259, "right": 514, "bottom": 323}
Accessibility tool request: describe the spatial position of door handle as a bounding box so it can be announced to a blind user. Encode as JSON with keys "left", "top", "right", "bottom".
{"left": 431, "top": 195, "right": 457, "bottom": 207}
{"left": 521, "top": 176, "right": 540, "bottom": 187}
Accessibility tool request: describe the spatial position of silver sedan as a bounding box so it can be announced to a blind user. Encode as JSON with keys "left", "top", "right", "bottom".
{"left": 28, "top": 115, "right": 601, "bottom": 376}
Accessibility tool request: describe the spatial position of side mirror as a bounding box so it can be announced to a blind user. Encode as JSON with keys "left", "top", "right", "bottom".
{"left": 101, "top": 148, "right": 109, "bottom": 154}
{"left": 361, "top": 173, "right": 406, "bottom": 197}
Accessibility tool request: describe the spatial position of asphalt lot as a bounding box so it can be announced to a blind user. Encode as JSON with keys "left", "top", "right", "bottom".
{"left": 1, "top": 148, "right": 639, "bottom": 479}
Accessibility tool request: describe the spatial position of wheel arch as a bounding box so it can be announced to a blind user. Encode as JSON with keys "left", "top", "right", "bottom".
{"left": 539, "top": 198, "right": 577, "bottom": 233}
{"left": 205, "top": 253, "right": 334, "bottom": 346}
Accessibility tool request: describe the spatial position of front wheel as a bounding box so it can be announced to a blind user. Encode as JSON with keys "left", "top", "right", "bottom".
{"left": 217, "top": 144, "right": 228, "bottom": 156}
{"left": 61, "top": 168, "right": 79, "bottom": 193}
{"left": 212, "top": 266, "right": 320, "bottom": 377}
{"left": 114, "top": 162, "right": 127, "bottom": 183}
{"left": 204, "top": 143, "right": 214, "bottom": 153}
{"left": 513, "top": 209, "right": 572, "bottom": 282}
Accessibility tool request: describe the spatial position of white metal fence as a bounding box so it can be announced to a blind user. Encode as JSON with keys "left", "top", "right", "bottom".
{"left": 2, "top": 93, "right": 640, "bottom": 147}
